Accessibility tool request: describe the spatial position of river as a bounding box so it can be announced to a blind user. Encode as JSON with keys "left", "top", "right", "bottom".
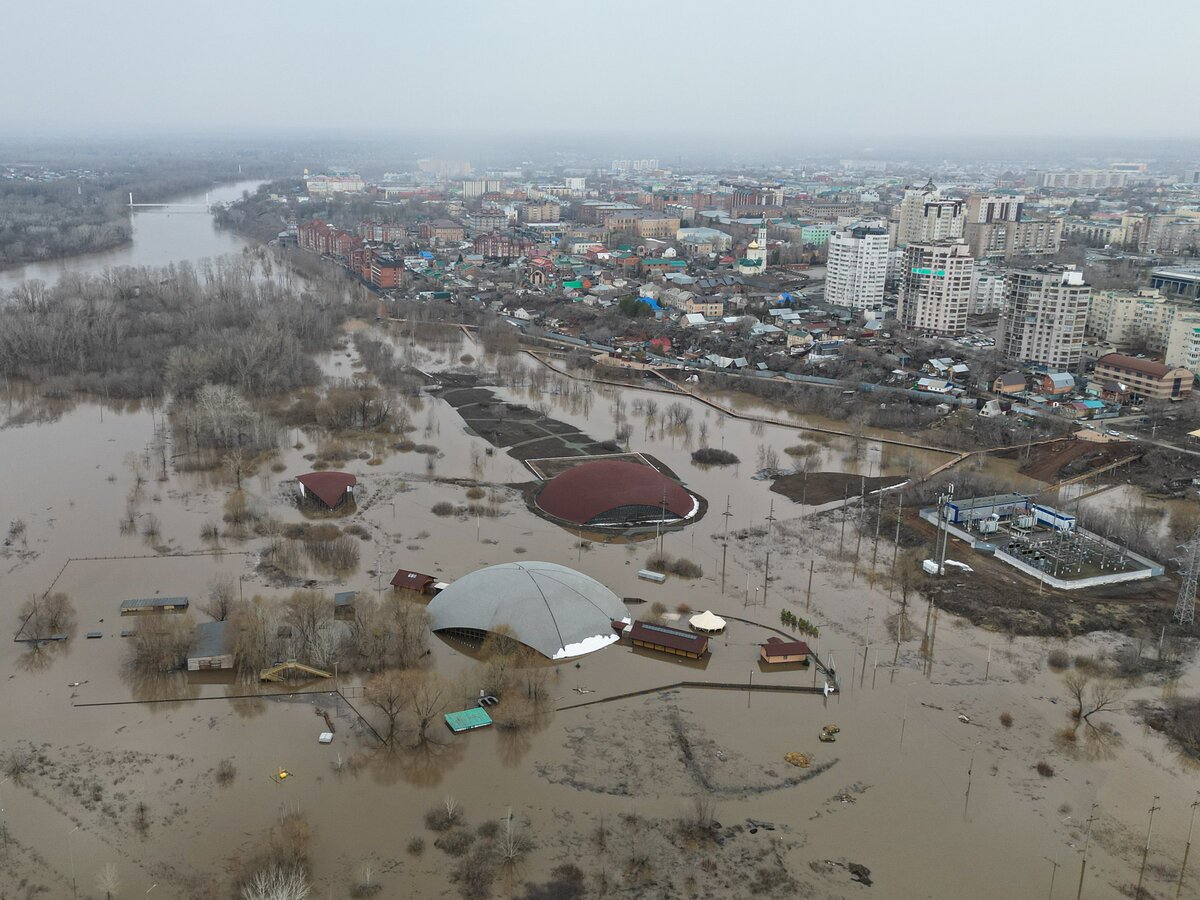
{"left": 0, "top": 178, "right": 264, "bottom": 293}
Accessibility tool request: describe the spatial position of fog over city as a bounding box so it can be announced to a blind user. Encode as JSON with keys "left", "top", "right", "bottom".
{"left": 4, "top": 0, "right": 1197, "bottom": 146}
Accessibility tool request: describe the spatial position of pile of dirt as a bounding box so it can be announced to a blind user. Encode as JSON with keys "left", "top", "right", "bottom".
{"left": 1000, "top": 437, "right": 1137, "bottom": 483}
{"left": 771, "top": 471, "right": 908, "bottom": 507}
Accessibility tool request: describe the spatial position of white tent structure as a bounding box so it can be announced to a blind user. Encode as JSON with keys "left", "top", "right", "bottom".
{"left": 689, "top": 610, "right": 726, "bottom": 633}
{"left": 428, "top": 561, "right": 628, "bottom": 659}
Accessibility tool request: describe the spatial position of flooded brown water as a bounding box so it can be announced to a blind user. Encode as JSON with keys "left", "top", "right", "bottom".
{"left": 2, "top": 317, "right": 1199, "bottom": 897}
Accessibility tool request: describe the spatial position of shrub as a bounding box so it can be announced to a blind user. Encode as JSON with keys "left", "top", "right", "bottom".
{"left": 1047, "top": 649, "right": 1070, "bottom": 671}
{"left": 425, "top": 797, "right": 463, "bottom": 832}
{"left": 215, "top": 758, "right": 237, "bottom": 786}
{"left": 407, "top": 836, "right": 425, "bottom": 856}
{"left": 200, "top": 521, "right": 220, "bottom": 542}
{"left": 434, "top": 828, "right": 475, "bottom": 858}
{"left": 691, "top": 447, "right": 740, "bottom": 466}
{"left": 1035, "top": 761, "right": 1055, "bottom": 777}
{"left": 669, "top": 558, "right": 702, "bottom": 579}
{"left": 431, "top": 501, "right": 456, "bottom": 517}
{"left": 999, "top": 712, "right": 1013, "bottom": 728}
{"left": 465, "top": 486, "right": 486, "bottom": 500}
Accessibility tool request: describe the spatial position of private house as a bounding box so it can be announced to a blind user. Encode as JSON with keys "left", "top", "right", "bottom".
{"left": 759, "top": 637, "right": 810, "bottom": 665}
{"left": 629, "top": 621, "right": 708, "bottom": 659}
{"left": 296, "top": 472, "right": 357, "bottom": 511}
{"left": 992, "top": 371, "right": 1026, "bottom": 395}
{"left": 187, "top": 621, "right": 234, "bottom": 671}
{"left": 120, "top": 596, "right": 188, "bottom": 616}
{"left": 390, "top": 568, "right": 437, "bottom": 594}
{"left": 1040, "top": 372, "right": 1076, "bottom": 396}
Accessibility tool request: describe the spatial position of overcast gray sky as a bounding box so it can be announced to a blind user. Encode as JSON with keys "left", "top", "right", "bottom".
{"left": 3, "top": 0, "right": 1196, "bottom": 141}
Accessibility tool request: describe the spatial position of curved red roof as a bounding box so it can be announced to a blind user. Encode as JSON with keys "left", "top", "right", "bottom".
{"left": 536, "top": 460, "right": 693, "bottom": 526}
{"left": 296, "top": 471, "right": 357, "bottom": 508}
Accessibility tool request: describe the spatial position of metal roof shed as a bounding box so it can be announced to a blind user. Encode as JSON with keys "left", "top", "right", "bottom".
{"left": 120, "top": 596, "right": 189, "bottom": 616}
{"left": 445, "top": 707, "right": 493, "bottom": 733}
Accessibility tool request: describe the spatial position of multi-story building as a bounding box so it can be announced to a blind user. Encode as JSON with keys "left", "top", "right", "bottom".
{"left": 1041, "top": 170, "right": 1130, "bottom": 189}
{"left": 1165, "top": 310, "right": 1200, "bottom": 376}
{"left": 564, "top": 176, "right": 586, "bottom": 193}
{"left": 306, "top": 174, "right": 365, "bottom": 195}
{"left": 519, "top": 200, "right": 561, "bottom": 224}
{"left": 421, "top": 219, "right": 465, "bottom": 244}
{"left": 1092, "top": 353, "right": 1193, "bottom": 401}
{"left": 825, "top": 221, "right": 889, "bottom": 317}
{"left": 898, "top": 241, "right": 974, "bottom": 336}
{"left": 603, "top": 211, "right": 681, "bottom": 241}
{"left": 369, "top": 256, "right": 405, "bottom": 290}
{"left": 964, "top": 193, "right": 1062, "bottom": 260}
{"left": 418, "top": 159, "right": 471, "bottom": 179}
{"left": 998, "top": 265, "right": 1090, "bottom": 369}
{"left": 611, "top": 159, "right": 659, "bottom": 174}
{"left": 1062, "top": 218, "right": 1127, "bottom": 246}
{"left": 685, "top": 296, "right": 725, "bottom": 317}
{"left": 461, "top": 178, "right": 503, "bottom": 199}
{"left": 1085, "top": 288, "right": 1174, "bottom": 351}
{"left": 468, "top": 209, "right": 508, "bottom": 232}
{"left": 969, "top": 263, "right": 1007, "bottom": 316}
{"left": 895, "top": 179, "right": 964, "bottom": 248}
{"left": 473, "top": 231, "right": 534, "bottom": 259}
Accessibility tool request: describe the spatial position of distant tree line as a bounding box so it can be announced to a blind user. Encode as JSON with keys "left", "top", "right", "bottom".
{"left": 0, "top": 161, "right": 249, "bottom": 267}
{"left": 0, "top": 256, "right": 363, "bottom": 399}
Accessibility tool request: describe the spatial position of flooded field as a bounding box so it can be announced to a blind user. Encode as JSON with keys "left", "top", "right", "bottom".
{"left": 3, "top": 320, "right": 1199, "bottom": 898}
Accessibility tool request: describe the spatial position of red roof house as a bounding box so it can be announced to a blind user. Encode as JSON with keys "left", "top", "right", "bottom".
{"left": 296, "top": 472, "right": 358, "bottom": 509}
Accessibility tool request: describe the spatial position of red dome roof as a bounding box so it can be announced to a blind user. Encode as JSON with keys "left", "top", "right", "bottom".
{"left": 536, "top": 460, "right": 693, "bottom": 526}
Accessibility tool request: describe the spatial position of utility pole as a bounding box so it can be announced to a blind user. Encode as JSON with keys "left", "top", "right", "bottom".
{"left": 1135, "top": 796, "right": 1161, "bottom": 900}
{"left": 870, "top": 485, "right": 884, "bottom": 584}
{"left": 721, "top": 496, "right": 732, "bottom": 595}
{"left": 889, "top": 493, "right": 903, "bottom": 601}
{"left": 1047, "top": 851, "right": 1060, "bottom": 900}
{"left": 1076, "top": 801, "right": 1095, "bottom": 900}
{"left": 1177, "top": 791, "right": 1200, "bottom": 899}
{"left": 806, "top": 559, "right": 814, "bottom": 610}
{"left": 839, "top": 484, "right": 848, "bottom": 556}
{"left": 763, "top": 500, "right": 776, "bottom": 604}
{"left": 938, "top": 483, "right": 955, "bottom": 576}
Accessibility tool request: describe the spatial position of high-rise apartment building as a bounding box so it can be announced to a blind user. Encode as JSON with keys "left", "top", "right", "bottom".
{"left": 898, "top": 241, "right": 974, "bottom": 336}
{"left": 964, "top": 193, "right": 1061, "bottom": 260}
{"left": 969, "top": 263, "right": 1007, "bottom": 316}
{"left": 896, "top": 179, "right": 964, "bottom": 248}
{"left": 999, "top": 265, "right": 1090, "bottom": 369}
{"left": 1085, "top": 288, "right": 1174, "bottom": 351}
{"left": 825, "top": 221, "right": 890, "bottom": 317}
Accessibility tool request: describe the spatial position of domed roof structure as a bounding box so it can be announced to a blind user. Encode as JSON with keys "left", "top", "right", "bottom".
{"left": 429, "top": 562, "right": 628, "bottom": 659}
{"left": 535, "top": 460, "right": 697, "bottom": 527}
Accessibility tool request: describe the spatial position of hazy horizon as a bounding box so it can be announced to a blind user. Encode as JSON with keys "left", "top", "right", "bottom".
{"left": 4, "top": 0, "right": 1198, "bottom": 145}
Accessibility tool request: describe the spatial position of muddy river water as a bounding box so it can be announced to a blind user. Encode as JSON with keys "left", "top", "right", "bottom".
{"left": 2, "top": 257, "right": 1199, "bottom": 896}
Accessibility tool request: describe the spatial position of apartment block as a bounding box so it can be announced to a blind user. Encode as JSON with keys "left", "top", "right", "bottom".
{"left": 999, "top": 265, "right": 1090, "bottom": 369}
{"left": 898, "top": 241, "right": 974, "bottom": 336}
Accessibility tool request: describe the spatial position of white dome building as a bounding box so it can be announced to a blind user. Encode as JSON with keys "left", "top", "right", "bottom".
{"left": 428, "top": 561, "right": 628, "bottom": 659}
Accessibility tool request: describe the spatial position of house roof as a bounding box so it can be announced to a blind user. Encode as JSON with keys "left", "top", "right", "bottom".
{"left": 995, "top": 372, "right": 1025, "bottom": 387}
{"left": 1045, "top": 373, "right": 1076, "bottom": 388}
{"left": 190, "top": 620, "right": 231, "bottom": 660}
{"left": 629, "top": 620, "right": 708, "bottom": 654}
{"left": 391, "top": 568, "right": 436, "bottom": 590}
{"left": 1095, "top": 353, "right": 1174, "bottom": 379}
{"left": 296, "top": 471, "right": 358, "bottom": 507}
{"left": 761, "top": 636, "right": 811, "bottom": 658}
{"left": 121, "top": 596, "right": 188, "bottom": 610}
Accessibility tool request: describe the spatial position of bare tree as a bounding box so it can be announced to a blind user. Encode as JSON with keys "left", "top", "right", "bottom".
{"left": 241, "top": 865, "right": 311, "bottom": 900}
{"left": 95, "top": 863, "right": 120, "bottom": 899}
{"left": 364, "top": 671, "right": 408, "bottom": 746}
{"left": 202, "top": 574, "right": 237, "bottom": 622}
{"left": 127, "top": 614, "right": 193, "bottom": 673}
